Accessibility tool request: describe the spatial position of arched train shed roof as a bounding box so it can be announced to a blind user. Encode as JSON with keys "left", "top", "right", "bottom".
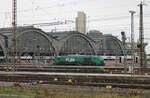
{"left": 87, "top": 32, "right": 125, "bottom": 55}
{"left": 50, "top": 31, "right": 96, "bottom": 55}
{"left": 103, "top": 34, "right": 125, "bottom": 55}
{"left": 0, "top": 26, "right": 58, "bottom": 56}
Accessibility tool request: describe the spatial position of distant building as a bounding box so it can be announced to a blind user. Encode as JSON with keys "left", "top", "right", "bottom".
{"left": 75, "top": 11, "right": 86, "bottom": 33}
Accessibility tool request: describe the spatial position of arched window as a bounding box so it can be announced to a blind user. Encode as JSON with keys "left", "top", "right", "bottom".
{"left": 16, "top": 31, "right": 56, "bottom": 56}
{"left": 104, "top": 38, "right": 123, "bottom": 56}
{"left": 59, "top": 35, "right": 95, "bottom": 56}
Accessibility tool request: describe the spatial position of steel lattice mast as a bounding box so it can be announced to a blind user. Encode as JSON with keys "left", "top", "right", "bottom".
{"left": 12, "top": 0, "right": 17, "bottom": 71}
{"left": 138, "top": 2, "right": 144, "bottom": 74}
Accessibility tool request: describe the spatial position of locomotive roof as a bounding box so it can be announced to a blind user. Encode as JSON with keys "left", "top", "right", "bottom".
{"left": 56, "top": 55, "right": 103, "bottom": 58}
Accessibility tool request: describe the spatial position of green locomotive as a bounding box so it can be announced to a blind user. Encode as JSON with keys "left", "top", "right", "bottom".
{"left": 54, "top": 56, "right": 104, "bottom": 66}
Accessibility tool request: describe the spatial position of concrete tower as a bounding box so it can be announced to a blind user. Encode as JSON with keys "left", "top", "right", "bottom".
{"left": 75, "top": 11, "right": 86, "bottom": 33}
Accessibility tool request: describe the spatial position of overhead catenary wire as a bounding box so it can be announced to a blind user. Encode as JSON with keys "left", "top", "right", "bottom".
{"left": 10, "top": 13, "right": 150, "bottom": 25}
{"left": 0, "top": 0, "right": 148, "bottom": 15}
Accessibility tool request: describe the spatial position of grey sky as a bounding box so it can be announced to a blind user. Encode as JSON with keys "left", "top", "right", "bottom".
{"left": 0, "top": 0, "right": 150, "bottom": 53}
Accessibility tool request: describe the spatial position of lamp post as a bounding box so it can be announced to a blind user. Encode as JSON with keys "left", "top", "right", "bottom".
{"left": 129, "top": 10, "right": 136, "bottom": 74}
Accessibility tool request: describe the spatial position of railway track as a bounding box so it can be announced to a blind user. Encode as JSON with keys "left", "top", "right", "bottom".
{"left": 0, "top": 65, "right": 123, "bottom": 73}
{"left": 0, "top": 71, "right": 150, "bottom": 89}
{"left": 0, "top": 65, "right": 140, "bottom": 73}
{"left": 0, "top": 65, "right": 149, "bottom": 74}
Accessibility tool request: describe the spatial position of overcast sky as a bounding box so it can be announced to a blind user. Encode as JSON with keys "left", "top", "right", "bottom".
{"left": 0, "top": 0, "right": 150, "bottom": 53}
